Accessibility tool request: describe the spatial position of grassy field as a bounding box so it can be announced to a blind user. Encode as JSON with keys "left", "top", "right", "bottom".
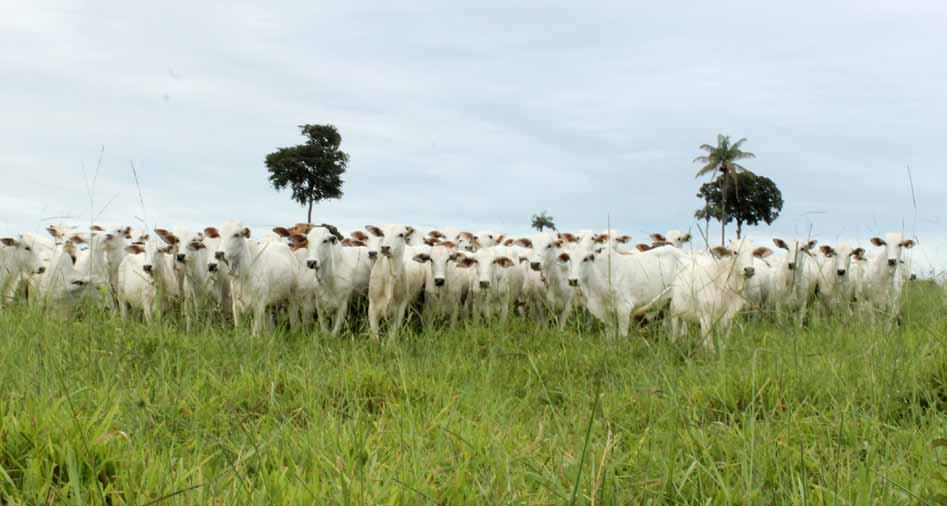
{"left": 1, "top": 285, "right": 945, "bottom": 504}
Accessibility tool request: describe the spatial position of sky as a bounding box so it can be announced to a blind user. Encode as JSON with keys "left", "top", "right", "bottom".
{"left": 1, "top": 1, "right": 945, "bottom": 275}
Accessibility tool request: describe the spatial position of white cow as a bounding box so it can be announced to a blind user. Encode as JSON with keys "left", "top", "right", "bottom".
{"left": 670, "top": 239, "right": 757, "bottom": 349}
{"left": 769, "top": 238, "right": 817, "bottom": 322}
{"left": 860, "top": 233, "right": 915, "bottom": 322}
{"left": 214, "top": 221, "right": 300, "bottom": 335}
{"left": 367, "top": 225, "right": 427, "bottom": 338}
{"left": 116, "top": 233, "right": 181, "bottom": 322}
{"left": 744, "top": 247, "right": 775, "bottom": 309}
{"left": 412, "top": 241, "right": 470, "bottom": 326}
{"left": 303, "top": 226, "right": 372, "bottom": 335}
{"left": 30, "top": 240, "right": 93, "bottom": 316}
{"left": 455, "top": 246, "right": 518, "bottom": 322}
{"left": 519, "top": 233, "right": 575, "bottom": 329}
{"left": 650, "top": 230, "right": 693, "bottom": 249}
{"left": 0, "top": 236, "right": 45, "bottom": 306}
{"left": 566, "top": 244, "right": 685, "bottom": 337}
{"left": 203, "top": 227, "right": 233, "bottom": 319}
{"left": 811, "top": 243, "right": 863, "bottom": 313}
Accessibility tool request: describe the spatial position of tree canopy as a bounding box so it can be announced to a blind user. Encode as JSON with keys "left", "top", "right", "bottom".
{"left": 266, "top": 124, "right": 349, "bottom": 223}
{"left": 693, "top": 134, "right": 756, "bottom": 245}
{"left": 695, "top": 171, "right": 783, "bottom": 239}
{"left": 531, "top": 212, "right": 556, "bottom": 232}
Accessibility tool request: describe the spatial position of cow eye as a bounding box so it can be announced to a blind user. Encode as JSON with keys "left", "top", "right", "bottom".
{"left": 398, "top": 233, "right": 404, "bottom": 238}
{"left": 233, "top": 233, "right": 240, "bottom": 238}
{"left": 25, "top": 247, "right": 31, "bottom": 252}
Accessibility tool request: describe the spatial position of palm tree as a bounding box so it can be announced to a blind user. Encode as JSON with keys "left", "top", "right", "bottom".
{"left": 693, "top": 134, "right": 756, "bottom": 246}
{"left": 530, "top": 211, "right": 556, "bottom": 232}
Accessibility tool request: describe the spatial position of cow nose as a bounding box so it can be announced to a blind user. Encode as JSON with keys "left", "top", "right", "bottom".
{"left": 208, "top": 263, "right": 218, "bottom": 272}
{"left": 479, "top": 280, "right": 490, "bottom": 289}
{"left": 307, "top": 259, "right": 318, "bottom": 270}
{"left": 176, "top": 253, "right": 186, "bottom": 263}
{"left": 368, "top": 251, "right": 377, "bottom": 259}
{"left": 380, "top": 246, "right": 391, "bottom": 256}
{"left": 568, "top": 279, "right": 578, "bottom": 287}
{"left": 787, "top": 263, "right": 795, "bottom": 271}
{"left": 215, "top": 251, "right": 225, "bottom": 260}
{"left": 434, "top": 277, "right": 445, "bottom": 287}
{"left": 143, "top": 264, "right": 153, "bottom": 274}
{"left": 837, "top": 269, "right": 846, "bottom": 276}
{"left": 743, "top": 266, "right": 755, "bottom": 277}
{"left": 887, "top": 259, "right": 897, "bottom": 267}
{"left": 530, "top": 262, "right": 541, "bottom": 271}
{"left": 36, "top": 266, "right": 46, "bottom": 274}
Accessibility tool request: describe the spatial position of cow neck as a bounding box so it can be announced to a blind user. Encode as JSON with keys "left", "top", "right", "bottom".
{"left": 383, "top": 250, "right": 405, "bottom": 277}
{"left": 234, "top": 239, "right": 259, "bottom": 279}
{"left": 320, "top": 244, "right": 344, "bottom": 288}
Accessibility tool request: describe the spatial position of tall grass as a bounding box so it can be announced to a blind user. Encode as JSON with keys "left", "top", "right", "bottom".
{"left": 0, "top": 284, "right": 945, "bottom": 504}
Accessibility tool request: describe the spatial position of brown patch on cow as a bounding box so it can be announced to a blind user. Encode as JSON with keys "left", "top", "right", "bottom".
{"left": 753, "top": 247, "right": 773, "bottom": 259}
{"left": 423, "top": 237, "right": 438, "bottom": 247}
{"left": 242, "top": 228, "right": 251, "bottom": 238}
{"left": 125, "top": 244, "right": 145, "bottom": 254}
{"left": 290, "top": 223, "right": 315, "bottom": 235}
{"left": 649, "top": 233, "right": 667, "bottom": 242}
{"left": 412, "top": 253, "right": 432, "bottom": 264}
{"left": 552, "top": 239, "right": 563, "bottom": 249}
{"left": 121, "top": 226, "right": 132, "bottom": 238}
{"left": 635, "top": 243, "right": 651, "bottom": 252}
{"left": 289, "top": 234, "right": 308, "bottom": 244}
{"left": 773, "top": 238, "right": 788, "bottom": 250}
{"left": 187, "top": 240, "right": 206, "bottom": 251}
{"left": 804, "top": 239, "right": 818, "bottom": 250}
{"left": 616, "top": 235, "right": 632, "bottom": 244}
{"left": 351, "top": 231, "right": 369, "bottom": 241}
{"left": 495, "top": 234, "right": 506, "bottom": 245}
{"left": 495, "top": 256, "right": 514, "bottom": 268}
{"left": 869, "top": 237, "right": 885, "bottom": 247}
{"left": 559, "top": 233, "right": 577, "bottom": 243}
{"left": 347, "top": 239, "right": 367, "bottom": 248}
{"left": 710, "top": 246, "right": 733, "bottom": 258}
{"left": 366, "top": 225, "right": 384, "bottom": 237}
{"left": 441, "top": 241, "right": 458, "bottom": 249}
{"left": 592, "top": 234, "right": 608, "bottom": 244}
{"left": 204, "top": 227, "right": 220, "bottom": 239}
{"left": 502, "top": 238, "right": 514, "bottom": 246}
{"left": 515, "top": 238, "right": 532, "bottom": 248}
{"left": 69, "top": 235, "right": 87, "bottom": 244}
{"left": 851, "top": 247, "right": 866, "bottom": 259}
{"left": 557, "top": 252, "right": 570, "bottom": 263}
{"left": 46, "top": 226, "right": 62, "bottom": 239}
{"left": 456, "top": 256, "right": 478, "bottom": 268}
{"left": 272, "top": 227, "right": 291, "bottom": 238}
{"left": 650, "top": 240, "right": 672, "bottom": 248}
{"left": 679, "top": 233, "right": 692, "bottom": 243}
{"left": 0, "top": 238, "right": 17, "bottom": 247}
{"left": 90, "top": 225, "right": 105, "bottom": 232}
{"left": 155, "top": 228, "right": 179, "bottom": 245}
{"left": 901, "top": 239, "right": 916, "bottom": 249}
{"left": 458, "top": 231, "right": 474, "bottom": 240}
{"left": 428, "top": 230, "right": 445, "bottom": 239}
{"left": 819, "top": 245, "right": 835, "bottom": 257}
{"left": 405, "top": 226, "right": 416, "bottom": 239}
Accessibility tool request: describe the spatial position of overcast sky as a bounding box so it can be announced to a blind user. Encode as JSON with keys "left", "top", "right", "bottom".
{"left": 2, "top": 1, "right": 945, "bottom": 274}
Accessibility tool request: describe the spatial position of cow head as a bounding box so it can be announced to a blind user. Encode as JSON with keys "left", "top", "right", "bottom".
{"left": 870, "top": 233, "right": 915, "bottom": 268}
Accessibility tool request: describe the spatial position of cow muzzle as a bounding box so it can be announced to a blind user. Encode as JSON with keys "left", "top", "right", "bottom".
{"left": 215, "top": 251, "right": 225, "bottom": 261}
{"left": 368, "top": 251, "right": 377, "bottom": 259}
{"left": 568, "top": 279, "right": 578, "bottom": 287}
{"left": 530, "top": 262, "right": 541, "bottom": 271}
{"left": 307, "top": 259, "right": 319, "bottom": 270}
{"left": 787, "top": 263, "right": 795, "bottom": 271}
{"left": 743, "top": 267, "right": 755, "bottom": 278}
{"left": 434, "top": 277, "right": 445, "bottom": 287}
{"left": 35, "top": 266, "right": 46, "bottom": 275}
{"left": 479, "top": 280, "right": 490, "bottom": 289}
{"left": 208, "top": 263, "right": 218, "bottom": 272}
{"left": 176, "top": 253, "right": 186, "bottom": 263}
{"left": 380, "top": 246, "right": 391, "bottom": 257}
{"left": 143, "top": 264, "right": 153, "bottom": 274}
{"left": 887, "top": 259, "right": 897, "bottom": 267}
{"left": 837, "top": 269, "right": 846, "bottom": 276}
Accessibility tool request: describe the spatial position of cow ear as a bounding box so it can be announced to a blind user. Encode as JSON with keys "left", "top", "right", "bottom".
{"left": 456, "top": 257, "right": 477, "bottom": 268}
{"left": 405, "top": 226, "right": 416, "bottom": 239}
{"left": 753, "top": 247, "right": 773, "bottom": 259}
{"left": 851, "top": 247, "right": 865, "bottom": 258}
{"left": 412, "top": 253, "right": 432, "bottom": 264}
{"left": 773, "top": 238, "right": 788, "bottom": 250}
{"left": 649, "top": 233, "right": 666, "bottom": 242}
{"left": 46, "top": 226, "right": 62, "bottom": 239}
{"left": 242, "top": 228, "right": 251, "bottom": 238}
{"left": 204, "top": 227, "right": 220, "bottom": 239}
{"left": 122, "top": 226, "right": 132, "bottom": 238}
{"left": 495, "top": 235, "right": 506, "bottom": 244}
{"left": 272, "top": 227, "right": 290, "bottom": 237}
{"left": 552, "top": 239, "right": 564, "bottom": 248}
{"left": 819, "top": 245, "right": 834, "bottom": 257}
{"left": 125, "top": 244, "right": 144, "bottom": 254}
{"left": 635, "top": 243, "right": 651, "bottom": 252}
{"left": 870, "top": 237, "right": 885, "bottom": 247}
{"left": 70, "top": 235, "right": 87, "bottom": 244}
{"left": 616, "top": 235, "right": 632, "bottom": 244}
{"left": 155, "top": 228, "right": 179, "bottom": 245}
{"left": 90, "top": 225, "right": 104, "bottom": 232}
{"left": 423, "top": 237, "right": 437, "bottom": 246}
{"left": 503, "top": 238, "right": 514, "bottom": 246}
{"left": 680, "top": 233, "right": 692, "bottom": 242}
{"left": 710, "top": 246, "right": 733, "bottom": 258}
{"left": 366, "top": 225, "right": 384, "bottom": 237}
{"left": 351, "top": 231, "right": 369, "bottom": 241}
{"left": 805, "top": 240, "right": 818, "bottom": 250}
{"left": 0, "top": 238, "right": 17, "bottom": 247}
{"left": 495, "top": 256, "right": 514, "bottom": 268}
{"left": 290, "top": 234, "right": 307, "bottom": 244}
{"left": 515, "top": 238, "right": 532, "bottom": 248}
{"left": 428, "top": 230, "right": 444, "bottom": 239}
{"left": 350, "top": 240, "right": 367, "bottom": 247}
{"left": 901, "top": 239, "right": 915, "bottom": 249}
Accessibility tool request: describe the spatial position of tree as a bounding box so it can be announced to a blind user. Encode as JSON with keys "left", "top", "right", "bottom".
{"left": 694, "top": 172, "right": 783, "bottom": 239}
{"left": 531, "top": 211, "right": 556, "bottom": 232}
{"left": 693, "top": 134, "right": 756, "bottom": 245}
{"left": 266, "top": 124, "right": 349, "bottom": 223}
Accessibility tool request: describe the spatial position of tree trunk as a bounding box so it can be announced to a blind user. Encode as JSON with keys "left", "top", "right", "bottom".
{"left": 307, "top": 199, "right": 314, "bottom": 224}
{"left": 720, "top": 182, "right": 727, "bottom": 247}
{"left": 736, "top": 219, "right": 742, "bottom": 239}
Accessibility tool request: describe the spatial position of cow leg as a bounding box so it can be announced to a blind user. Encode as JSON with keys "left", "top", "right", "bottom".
{"left": 331, "top": 299, "right": 349, "bottom": 336}
{"left": 368, "top": 300, "right": 382, "bottom": 339}
{"left": 389, "top": 302, "right": 408, "bottom": 339}
{"left": 251, "top": 304, "right": 267, "bottom": 336}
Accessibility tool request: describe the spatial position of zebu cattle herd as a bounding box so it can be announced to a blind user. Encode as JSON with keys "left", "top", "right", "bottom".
{"left": 0, "top": 222, "right": 917, "bottom": 348}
